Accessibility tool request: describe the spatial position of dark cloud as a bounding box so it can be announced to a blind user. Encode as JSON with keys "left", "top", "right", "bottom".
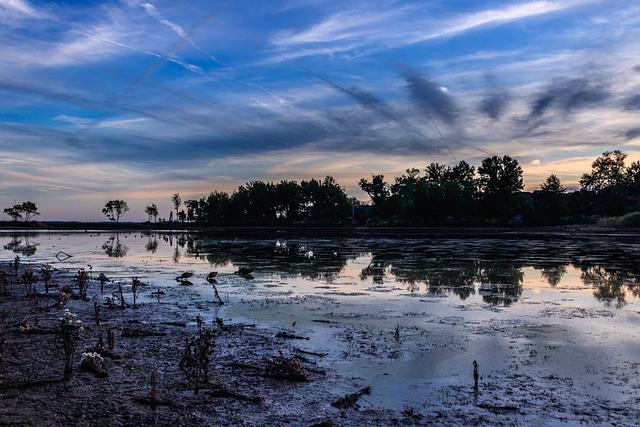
{"left": 623, "top": 94, "right": 640, "bottom": 110}
{"left": 479, "top": 94, "right": 509, "bottom": 120}
{"left": 624, "top": 128, "right": 640, "bottom": 140}
{"left": 529, "top": 78, "right": 610, "bottom": 118}
{"left": 403, "top": 69, "right": 459, "bottom": 124}
{"left": 298, "top": 66, "right": 427, "bottom": 145}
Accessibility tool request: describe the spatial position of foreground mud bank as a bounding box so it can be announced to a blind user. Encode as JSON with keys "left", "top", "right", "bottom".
{"left": 1, "top": 255, "right": 640, "bottom": 426}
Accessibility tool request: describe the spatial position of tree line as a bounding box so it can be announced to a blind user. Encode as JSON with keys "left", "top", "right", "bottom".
{"left": 4, "top": 150, "right": 639, "bottom": 226}
{"left": 357, "top": 150, "right": 639, "bottom": 226}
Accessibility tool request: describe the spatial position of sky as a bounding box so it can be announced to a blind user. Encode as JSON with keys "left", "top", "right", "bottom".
{"left": 1, "top": 0, "right": 640, "bottom": 221}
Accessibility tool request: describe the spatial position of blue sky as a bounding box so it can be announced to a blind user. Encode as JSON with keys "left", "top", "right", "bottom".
{"left": 1, "top": 0, "right": 640, "bottom": 221}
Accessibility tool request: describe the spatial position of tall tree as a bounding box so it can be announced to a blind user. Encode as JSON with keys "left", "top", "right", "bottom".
{"left": 21, "top": 201, "right": 39, "bottom": 222}
{"left": 535, "top": 174, "right": 568, "bottom": 225}
{"left": 3, "top": 205, "right": 22, "bottom": 222}
{"left": 145, "top": 204, "right": 158, "bottom": 223}
{"left": 359, "top": 174, "right": 391, "bottom": 218}
{"left": 579, "top": 150, "right": 639, "bottom": 215}
{"left": 171, "top": 193, "right": 181, "bottom": 220}
{"left": 102, "top": 200, "right": 129, "bottom": 223}
{"left": 478, "top": 155, "right": 524, "bottom": 219}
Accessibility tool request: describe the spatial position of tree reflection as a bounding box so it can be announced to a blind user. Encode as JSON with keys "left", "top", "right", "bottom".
{"left": 539, "top": 265, "right": 567, "bottom": 287}
{"left": 145, "top": 234, "right": 158, "bottom": 253}
{"left": 102, "top": 235, "right": 128, "bottom": 258}
{"left": 477, "top": 264, "right": 524, "bottom": 306}
{"left": 580, "top": 266, "right": 638, "bottom": 309}
{"left": 3, "top": 235, "right": 38, "bottom": 256}
{"left": 360, "top": 259, "right": 388, "bottom": 285}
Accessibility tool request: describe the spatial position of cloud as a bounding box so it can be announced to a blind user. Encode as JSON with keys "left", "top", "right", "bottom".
{"left": 624, "top": 128, "right": 640, "bottom": 140}
{"left": 403, "top": 69, "right": 459, "bottom": 125}
{"left": 0, "top": 0, "right": 44, "bottom": 25}
{"left": 529, "top": 77, "right": 610, "bottom": 118}
{"left": 623, "top": 94, "right": 640, "bottom": 109}
{"left": 479, "top": 94, "right": 510, "bottom": 120}
{"left": 416, "top": 0, "right": 594, "bottom": 42}
{"left": 270, "top": 1, "right": 596, "bottom": 60}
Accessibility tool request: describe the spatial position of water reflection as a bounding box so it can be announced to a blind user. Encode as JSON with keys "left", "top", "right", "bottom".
{"left": 537, "top": 265, "right": 567, "bottom": 287}
{"left": 579, "top": 266, "right": 640, "bottom": 309}
{"left": 102, "top": 235, "right": 128, "bottom": 258}
{"left": 1, "top": 232, "right": 640, "bottom": 308}
{"left": 3, "top": 235, "right": 38, "bottom": 256}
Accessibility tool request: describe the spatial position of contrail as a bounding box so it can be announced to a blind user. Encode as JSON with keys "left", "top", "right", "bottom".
{"left": 614, "top": 58, "right": 640, "bottom": 75}
{"left": 141, "top": 2, "right": 226, "bottom": 66}
{"left": 294, "top": 62, "right": 431, "bottom": 147}
{"left": 83, "top": 33, "right": 203, "bottom": 74}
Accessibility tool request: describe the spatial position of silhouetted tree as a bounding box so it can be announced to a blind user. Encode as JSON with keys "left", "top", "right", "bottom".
{"left": 20, "top": 202, "right": 39, "bottom": 222}
{"left": 102, "top": 200, "right": 129, "bottom": 223}
{"left": 3, "top": 201, "right": 39, "bottom": 222}
{"left": 579, "top": 150, "right": 639, "bottom": 215}
{"left": 185, "top": 199, "right": 199, "bottom": 223}
{"left": 478, "top": 155, "right": 524, "bottom": 220}
{"left": 274, "top": 180, "right": 303, "bottom": 222}
{"left": 172, "top": 193, "right": 181, "bottom": 220}
{"left": 3, "top": 205, "right": 22, "bottom": 222}
{"left": 534, "top": 174, "right": 568, "bottom": 225}
{"left": 359, "top": 174, "right": 391, "bottom": 218}
{"left": 145, "top": 204, "right": 159, "bottom": 223}
{"left": 204, "top": 191, "right": 231, "bottom": 225}
{"left": 300, "top": 176, "right": 351, "bottom": 222}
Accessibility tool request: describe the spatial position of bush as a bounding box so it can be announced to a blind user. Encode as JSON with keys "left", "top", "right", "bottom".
{"left": 596, "top": 212, "right": 640, "bottom": 228}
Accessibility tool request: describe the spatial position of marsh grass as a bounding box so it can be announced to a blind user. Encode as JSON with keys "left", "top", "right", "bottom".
{"left": 597, "top": 212, "right": 640, "bottom": 228}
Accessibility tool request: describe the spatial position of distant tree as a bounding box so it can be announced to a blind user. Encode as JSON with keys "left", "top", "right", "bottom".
{"left": 204, "top": 191, "right": 231, "bottom": 225}
{"left": 3, "top": 201, "right": 39, "bottom": 222}
{"left": 3, "top": 205, "right": 22, "bottom": 222}
{"left": 171, "top": 193, "right": 181, "bottom": 220}
{"left": 579, "top": 150, "right": 628, "bottom": 192}
{"left": 299, "top": 176, "right": 350, "bottom": 222}
{"left": 579, "top": 150, "right": 640, "bottom": 215}
{"left": 184, "top": 200, "right": 199, "bottom": 223}
{"left": 177, "top": 210, "right": 187, "bottom": 223}
{"left": 102, "top": 200, "right": 129, "bottom": 223}
{"left": 478, "top": 155, "right": 524, "bottom": 219}
{"left": 145, "top": 203, "right": 159, "bottom": 223}
{"left": 534, "top": 174, "right": 568, "bottom": 225}
{"left": 390, "top": 168, "right": 427, "bottom": 222}
{"left": 20, "top": 202, "right": 39, "bottom": 222}
{"left": 423, "top": 161, "right": 477, "bottom": 222}
{"left": 359, "top": 174, "right": 391, "bottom": 218}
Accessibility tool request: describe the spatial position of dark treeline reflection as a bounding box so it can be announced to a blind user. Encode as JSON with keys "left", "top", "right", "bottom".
{"left": 156, "top": 234, "right": 640, "bottom": 308}
{"left": 3, "top": 232, "right": 639, "bottom": 308}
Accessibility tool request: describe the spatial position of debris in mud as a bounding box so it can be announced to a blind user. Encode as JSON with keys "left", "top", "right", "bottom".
{"left": 264, "top": 354, "right": 309, "bottom": 381}
{"left": 80, "top": 352, "right": 108, "bottom": 378}
{"left": 276, "top": 331, "right": 309, "bottom": 340}
{"left": 121, "top": 327, "right": 166, "bottom": 337}
{"left": 331, "top": 386, "right": 371, "bottom": 409}
{"left": 207, "top": 383, "right": 264, "bottom": 403}
{"left": 18, "top": 321, "right": 55, "bottom": 334}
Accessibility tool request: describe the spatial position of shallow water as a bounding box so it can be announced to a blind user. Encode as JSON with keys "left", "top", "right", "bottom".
{"left": 4, "top": 230, "right": 638, "bottom": 309}
{"left": 3, "top": 230, "right": 640, "bottom": 419}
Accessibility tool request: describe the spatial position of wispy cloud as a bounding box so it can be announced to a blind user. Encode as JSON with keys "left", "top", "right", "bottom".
{"left": 0, "top": 0, "right": 44, "bottom": 24}
{"left": 415, "top": 1, "right": 594, "bottom": 42}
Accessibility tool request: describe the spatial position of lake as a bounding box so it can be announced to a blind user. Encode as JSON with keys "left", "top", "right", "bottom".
{"left": 3, "top": 230, "right": 640, "bottom": 423}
